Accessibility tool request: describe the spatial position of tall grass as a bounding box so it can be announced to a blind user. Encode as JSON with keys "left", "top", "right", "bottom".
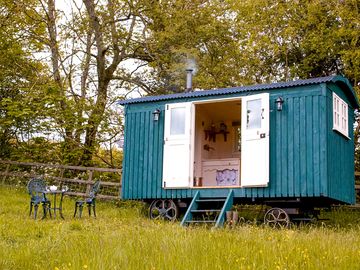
{"left": 1, "top": 185, "right": 360, "bottom": 269}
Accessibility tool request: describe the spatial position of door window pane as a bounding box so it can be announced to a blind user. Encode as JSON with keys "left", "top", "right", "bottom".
{"left": 170, "top": 107, "right": 186, "bottom": 135}
{"left": 246, "top": 99, "right": 262, "bottom": 129}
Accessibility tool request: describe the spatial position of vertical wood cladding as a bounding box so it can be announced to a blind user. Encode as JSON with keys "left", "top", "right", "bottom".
{"left": 122, "top": 83, "right": 354, "bottom": 204}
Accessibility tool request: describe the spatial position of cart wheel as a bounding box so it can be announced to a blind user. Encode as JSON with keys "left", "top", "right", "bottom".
{"left": 149, "top": 199, "right": 178, "bottom": 221}
{"left": 264, "top": 207, "right": 290, "bottom": 228}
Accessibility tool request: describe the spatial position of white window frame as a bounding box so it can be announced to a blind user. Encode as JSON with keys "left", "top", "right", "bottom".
{"left": 333, "top": 92, "right": 349, "bottom": 138}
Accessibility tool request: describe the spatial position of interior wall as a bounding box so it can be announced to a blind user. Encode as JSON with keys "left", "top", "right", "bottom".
{"left": 205, "top": 119, "right": 239, "bottom": 159}
{"left": 196, "top": 100, "right": 241, "bottom": 160}
{"left": 194, "top": 99, "right": 241, "bottom": 185}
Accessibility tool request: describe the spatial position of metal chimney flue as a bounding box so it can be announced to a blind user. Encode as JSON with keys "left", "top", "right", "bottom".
{"left": 186, "top": 68, "right": 193, "bottom": 92}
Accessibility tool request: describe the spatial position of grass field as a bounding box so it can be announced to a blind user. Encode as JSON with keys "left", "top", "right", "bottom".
{"left": 1, "top": 186, "right": 360, "bottom": 270}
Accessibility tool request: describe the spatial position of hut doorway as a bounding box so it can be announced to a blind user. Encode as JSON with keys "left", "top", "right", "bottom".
{"left": 193, "top": 99, "right": 242, "bottom": 187}
{"left": 162, "top": 93, "right": 269, "bottom": 189}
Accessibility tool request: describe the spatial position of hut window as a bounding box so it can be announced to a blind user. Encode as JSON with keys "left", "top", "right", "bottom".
{"left": 246, "top": 99, "right": 262, "bottom": 129}
{"left": 333, "top": 92, "right": 348, "bottom": 137}
{"left": 170, "top": 107, "right": 186, "bottom": 135}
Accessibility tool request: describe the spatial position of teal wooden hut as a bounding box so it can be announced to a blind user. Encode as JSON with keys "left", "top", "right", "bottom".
{"left": 119, "top": 75, "right": 358, "bottom": 227}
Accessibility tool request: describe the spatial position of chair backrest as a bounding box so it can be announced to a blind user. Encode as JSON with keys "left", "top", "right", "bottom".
{"left": 89, "top": 180, "right": 101, "bottom": 198}
{"left": 27, "top": 178, "right": 47, "bottom": 198}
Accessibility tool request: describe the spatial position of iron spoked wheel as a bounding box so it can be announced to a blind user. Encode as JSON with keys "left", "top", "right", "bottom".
{"left": 149, "top": 199, "right": 178, "bottom": 221}
{"left": 264, "top": 207, "right": 290, "bottom": 228}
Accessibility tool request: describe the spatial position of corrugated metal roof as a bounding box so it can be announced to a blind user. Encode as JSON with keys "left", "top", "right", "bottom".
{"left": 118, "top": 75, "right": 358, "bottom": 107}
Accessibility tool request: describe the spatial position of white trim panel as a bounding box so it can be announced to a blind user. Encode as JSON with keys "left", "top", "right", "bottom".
{"left": 241, "top": 93, "right": 270, "bottom": 187}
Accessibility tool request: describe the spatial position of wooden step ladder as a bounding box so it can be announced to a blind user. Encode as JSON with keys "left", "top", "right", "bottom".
{"left": 180, "top": 189, "right": 234, "bottom": 228}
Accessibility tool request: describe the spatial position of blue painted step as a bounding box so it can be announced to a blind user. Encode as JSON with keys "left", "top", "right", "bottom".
{"left": 185, "top": 220, "right": 216, "bottom": 223}
{"left": 180, "top": 189, "right": 234, "bottom": 228}
{"left": 196, "top": 199, "right": 226, "bottom": 202}
{"left": 191, "top": 209, "right": 221, "bottom": 213}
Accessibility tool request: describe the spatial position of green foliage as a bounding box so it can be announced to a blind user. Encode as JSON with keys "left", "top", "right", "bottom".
{"left": 145, "top": 0, "right": 360, "bottom": 93}
{"left": 1, "top": 0, "right": 360, "bottom": 167}
{"left": 8, "top": 138, "right": 62, "bottom": 164}
{"left": 92, "top": 146, "right": 123, "bottom": 169}
{"left": 0, "top": 1, "right": 50, "bottom": 160}
{"left": 144, "top": 0, "right": 247, "bottom": 92}
{"left": 1, "top": 186, "right": 360, "bottom": 269}
{"left": 232, "top": 0, "right": 360, "bottom": 92}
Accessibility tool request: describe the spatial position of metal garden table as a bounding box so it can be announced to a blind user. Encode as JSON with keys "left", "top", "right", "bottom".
{"left": 43, "top": 187, "right": 68, "bottom": 219}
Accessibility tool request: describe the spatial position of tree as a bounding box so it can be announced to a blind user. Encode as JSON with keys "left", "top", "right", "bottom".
{"left": 24, "top": 0, "right": 156, "bottom": 166}
{"left": 0, "top": 0, "right": 51, "bottom": 160}
{"left": 141, "top": 0, "right": 251, "bottom": 91}
{"left": 2, "top": 0, "right": 360, "bottom": 168}
{"left": 143, "top": 0, "right": 359, "bottom": 92}
{"left": 229, "top": 0, "right": 360, "bottom": 88}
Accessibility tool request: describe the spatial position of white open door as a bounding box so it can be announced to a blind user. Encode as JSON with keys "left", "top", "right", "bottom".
{"left": 162, "top": 102, "right": 194, "bottom": 188}
{"left": 241, "top": 93, "right": 270, "bottom": 187}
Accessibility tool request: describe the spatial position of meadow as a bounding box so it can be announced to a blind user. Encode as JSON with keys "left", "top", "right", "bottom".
{"left": 1, "top": 185, "right": 360, "bottom": 270}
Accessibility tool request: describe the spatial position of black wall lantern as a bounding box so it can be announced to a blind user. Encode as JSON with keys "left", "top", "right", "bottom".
{"left": 152, "top": 109, "right": 161, "bottom": 121}
{"left": 275, "top": 97, "right": 284, "bottom": 111}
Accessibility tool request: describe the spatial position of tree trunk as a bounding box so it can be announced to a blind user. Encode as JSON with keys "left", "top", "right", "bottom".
{"left": 75, "top": 28, "right": 93, "bottom": 146}
{"left": 81, "top": 0, "right": 122, "bottom": 166}
{"left": 82, "top": 80, "right": 109, "bottom": 166}
{"left": 46, "top": 0, "right": 74, "bottom": 163}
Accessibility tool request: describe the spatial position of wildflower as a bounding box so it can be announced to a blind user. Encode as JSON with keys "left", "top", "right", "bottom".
{"left": 83, "top": 265, "right": 88, "bottom": 269}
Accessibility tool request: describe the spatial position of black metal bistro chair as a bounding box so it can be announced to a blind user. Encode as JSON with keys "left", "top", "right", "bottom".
{"left": 27, "top": 178, "right": 51, "bottom": 219}
{"left": 74, "top": 180, "right": 101, "bottom": 218}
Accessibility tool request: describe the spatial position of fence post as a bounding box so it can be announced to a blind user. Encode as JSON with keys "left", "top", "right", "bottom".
{"left": 1, "top": 164, "right": 10, "bottom": 185}
{"left": 86, "top": 169, "right": 94, "bottom": 195}
{"left": 118, "top": 172, "right": 122, "bottom": 199}
{"left": 58, "top": 168, "right": 65, "bottom": 188}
